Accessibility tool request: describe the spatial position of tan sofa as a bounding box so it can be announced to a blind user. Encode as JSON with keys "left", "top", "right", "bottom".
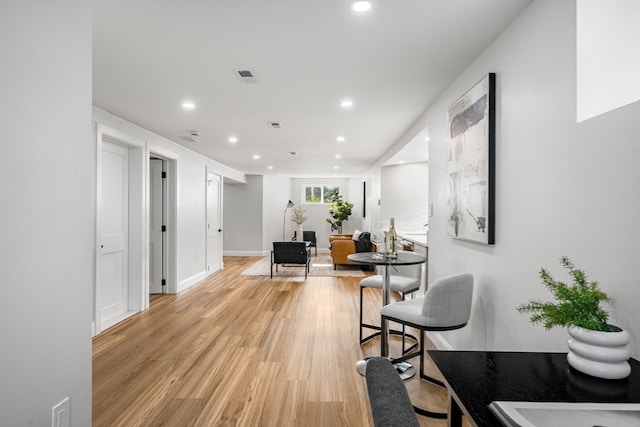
{"left": 329, "top": 234, "right": 376, "bottom": 269}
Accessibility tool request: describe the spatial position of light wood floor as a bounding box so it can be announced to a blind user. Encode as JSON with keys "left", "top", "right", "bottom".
{"left": 93, "top": 256, "right": 466, "bottom": 427}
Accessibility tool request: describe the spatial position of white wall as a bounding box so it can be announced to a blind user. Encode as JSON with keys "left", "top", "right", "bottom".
{"left": 93, "top": 108, "right": 245, "bottom": 290}
{"left": 223, "top": 175, "right": 369, "bottom": 255}
{"left": 381, "top": 163, "right": 429, "bottom": 233}
{"left": 223, "top": 175, "right": 264, "bottom": 255}
{"left": 291, "top": 178, "right": 364, "bottom": 249}
{"left": 422, "top": 0, "right": 640, "bottom": 357}
{"left": 577, "top": 0, "right": 640, "bottom": 121}
{"left": 363, "top": 166, "right": 383, "bottom": 232}
{"left": 0, "top": 2, "right": 93, "bottom": 425}
{"left": 263, "top": 174, "right": 294, "bottom": 251}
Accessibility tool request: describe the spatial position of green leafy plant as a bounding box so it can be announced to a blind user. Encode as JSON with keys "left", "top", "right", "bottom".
{"left": 517, "top": 256, "right": 610, "bottom": 331}
{"left": 326, "top": 193, "right": 353, "bottom": 233}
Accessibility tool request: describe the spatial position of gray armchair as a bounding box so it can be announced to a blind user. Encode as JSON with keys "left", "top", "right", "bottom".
{"left": 271, "top": 241, "right": 311, "bottom": 279}
{"left": 380, "top": 273, "right": 473, "bottom": 419}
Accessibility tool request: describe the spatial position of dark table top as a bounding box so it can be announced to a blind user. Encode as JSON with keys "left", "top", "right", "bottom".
{"left": 427, "top": 350, "right": 640, "bottom": 427}
{"left": 347, "top": 251, "right": 425, "bottom": 266}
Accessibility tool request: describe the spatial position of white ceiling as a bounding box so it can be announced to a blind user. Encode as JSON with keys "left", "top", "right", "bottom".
{"left": 93, "top": 0, "right": 531, "bottom": 178}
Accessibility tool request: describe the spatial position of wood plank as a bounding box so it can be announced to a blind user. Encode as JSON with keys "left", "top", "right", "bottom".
{"left": 93, "top": 256, "right": 470, "bottom": 427}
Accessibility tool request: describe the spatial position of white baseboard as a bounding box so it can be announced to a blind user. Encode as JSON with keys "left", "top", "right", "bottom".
{"left": 223, "top": 249, "right": 330, "bottom": 257}
{"left": 427, "top": 332, "right": 454, "bottom": 350}
{"left": 178, "top": 271, "right": 207, "bottom": 292}
{"left": 223, "top": 250, "right": 269, "bottom": 256}
{"left": 99, "top": 310, "right": 137, "bottom": 335}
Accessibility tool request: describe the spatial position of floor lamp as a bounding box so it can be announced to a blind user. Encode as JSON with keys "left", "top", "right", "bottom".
{"left": 282, "top": 200, "right": 294, "bottom": 240}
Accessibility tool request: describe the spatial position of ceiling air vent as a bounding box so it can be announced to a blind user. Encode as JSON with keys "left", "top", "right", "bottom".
{"left": 269, "top": 122, "right": 281, "bottom": 129}
{"left": 237, "top": 69, "right": 257, "bottom": 83}
{"left": 179, "top": 130, "right": 200, "bottom": 143}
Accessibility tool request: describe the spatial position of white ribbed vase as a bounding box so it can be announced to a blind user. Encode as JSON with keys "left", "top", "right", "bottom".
{"left": 567, "top": 325, "right": 631, "bottom": 380}
{"left": 296, "top": 224, "right": 304, "bottom": 242}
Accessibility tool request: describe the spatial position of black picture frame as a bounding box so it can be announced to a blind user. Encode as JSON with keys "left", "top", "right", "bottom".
{"left": 446, "top": 73, "right": 495, "bottom": 244}
{"left": 362, "top": 181, "right": 367, "bottom": 218}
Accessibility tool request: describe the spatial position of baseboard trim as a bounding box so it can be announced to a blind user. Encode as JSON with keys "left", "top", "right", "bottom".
{"left": 223, "top": 249, "right": 330, "bottom": 257}
{"left": 100, "top": 310, "right": 138, "bottom": 334}
{"left": 427, "top": 332, "right": 454, "bottom": 350}
{"left": 178, "top": 271, "right": 207, "bottom": 292}
{"left": 223, "top": 250, "right": 269, "bottom": 256}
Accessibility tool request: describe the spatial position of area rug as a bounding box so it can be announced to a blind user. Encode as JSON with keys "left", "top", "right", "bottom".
{"left": 241, "top": 255, "right": 366, "bottom": 278}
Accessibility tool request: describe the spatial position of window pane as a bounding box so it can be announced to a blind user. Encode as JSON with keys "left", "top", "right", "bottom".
{"left": 305, "top": 186, "right": 322, "bottom": 203}
{"left": 312, "top": 186, "right": 321, "bottom": 202}
{"left": 323, "top": 186, "right": 339, "bottom": 203}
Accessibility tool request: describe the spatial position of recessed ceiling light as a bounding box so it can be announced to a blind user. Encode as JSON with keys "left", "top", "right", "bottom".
{"left": 335, "top": 154, "right": 342, "bottom": 159}
{"left": 333, "top": 165, "right": 340, "bottom": 170}
{"left": 288, "top": 152, "right": 298, "bottom": 156}
{"left": 253, "top": 154, "right": 260, "bottom": 160}
{"left": 228, "top": 136, "right": 238, "bottom": 144}
{"left": 267, "top": 165, "right": 273, "bottom": 170}
{"left": 351, "top": 1, "right": 372, "bottom": 13}
{"left": 340, "top": 99, "right": 353, "bottom": 109}
{"left": 336, "top": 136, "right": 345, "bottom": 143}
{"left": 182, "top": 101, "right": 195, "bottom": 110}
{"left": 398, "top": 160, "right": 406, "bottom": 165}
{"left": 425, "top": 136, "right": 431, "bottom": 142}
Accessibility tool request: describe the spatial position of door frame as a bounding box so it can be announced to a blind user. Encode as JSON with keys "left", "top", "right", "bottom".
{"left": 206, "top": 168, "right": 223, "bottom": 275}
{"left": 149, "top": 157, "right": 165, "bottom": 294}
{"left": 148, "top": 145, "right": 178, "bottom": 294}
{"left": 95, "top": 123, "right": 146, "bottom": 336}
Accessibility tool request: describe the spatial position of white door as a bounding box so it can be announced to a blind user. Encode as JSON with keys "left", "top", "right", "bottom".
{"left": 149, "top": 158, "right": 164, "bottom": 294}
{"left": 206, "top": 172, "right": 221, "bottom": 275}
{"left": 100, "top": 141, "right": 129, "bottom": 325}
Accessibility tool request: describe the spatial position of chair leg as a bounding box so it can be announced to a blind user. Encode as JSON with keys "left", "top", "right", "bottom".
{"left": 401, "top": 292, "right": 407, "bottom": 355}
{"left": 361, "top": 291, "right": 418, "bottom": 349}
{"left": 417, "top": 329, "right": 444, "bottom": 386}
{"left": 359, "top": 286, "right": 365, "bottom": 343}
{"left": 411, "top": 328, "right": 447, "bottom": 419}
{"left": 359, "top": 288, "right": 386, "bottom": 346}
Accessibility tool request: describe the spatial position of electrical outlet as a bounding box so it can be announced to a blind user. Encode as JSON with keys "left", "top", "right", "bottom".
{"left": 52, "top": 397, "right": 69, "bottom": 427}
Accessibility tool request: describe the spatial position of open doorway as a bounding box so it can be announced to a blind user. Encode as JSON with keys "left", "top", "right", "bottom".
{"left": 148, "top": 151, "right": 177, "bottom": 297}
{"left": 149, "top": 157, "right": 166, "bottom": 294}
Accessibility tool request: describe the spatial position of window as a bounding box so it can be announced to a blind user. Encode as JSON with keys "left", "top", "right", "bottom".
{"left": 303, "top": 185, "right": 339, "bottom": 204}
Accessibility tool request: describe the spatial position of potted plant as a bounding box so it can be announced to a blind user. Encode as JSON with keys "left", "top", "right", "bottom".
{"left": 517, "top": 256, "right": 630, "bottom": 379}
{"left": 326, "top": 193, "right": 353, "bottom": 234}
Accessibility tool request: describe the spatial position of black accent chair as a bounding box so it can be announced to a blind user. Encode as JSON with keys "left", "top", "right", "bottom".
{"left": 271, "top": 241, "right": 311, "bottom": 279}
{"left": 293, "top": 230, "right": 317, "bottom": 256}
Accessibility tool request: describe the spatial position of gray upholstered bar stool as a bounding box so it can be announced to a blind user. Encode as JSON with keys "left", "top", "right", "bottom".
{"left": 359, "top": 255, "right": 422, "bottom": 353}
{"left": 380, "top": 273, "right": 474, "bottom": 419}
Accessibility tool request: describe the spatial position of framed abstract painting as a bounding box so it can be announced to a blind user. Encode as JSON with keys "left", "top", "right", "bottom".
{"left": 447, "top": 73, "right": 496, "bottom": 244}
